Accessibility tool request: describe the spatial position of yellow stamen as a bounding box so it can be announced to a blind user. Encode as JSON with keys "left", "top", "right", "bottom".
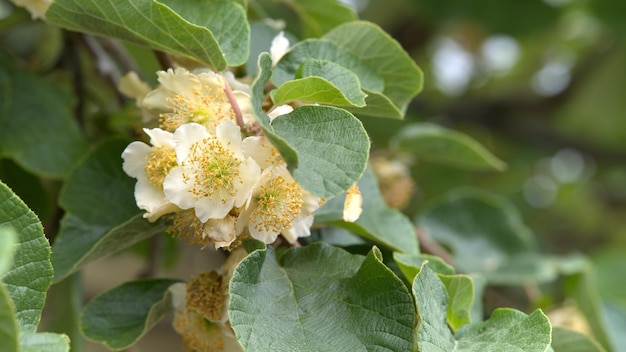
{"left": 160, "top": 87, "right": 233, "bottom": 132}
{"left": 144, "top": 146, "right": 177, "bottom": 189}
{"left": 251, "top": 176, "right": 303, "bottom": 233}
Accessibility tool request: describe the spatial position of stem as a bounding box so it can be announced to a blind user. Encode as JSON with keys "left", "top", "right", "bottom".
{"left": 416, "top": 227, "right": 454, "bottom": 265}
{"left": 221, "top": 73, "right": 244, "bottom": 128}
{"left": 153, "top": 50, "right": 174, "bottom": 71}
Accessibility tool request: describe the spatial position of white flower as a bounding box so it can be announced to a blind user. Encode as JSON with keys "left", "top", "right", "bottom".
{"left": 236, "top": 165, "right": 320, "bottom": 244}
{"left": 141, "top": 68, "right": 235, "bottom": 133}
{"left": 270, "top": 31, "right": 290, "bottom": 65}
{"left": 163, "top": 121, "right": 261, "bottom": 223}
{"left": 122, "top": 128, "right": 179, "bottom": 222}
{"left": 10, "top": 0, "right": 52, "bottom": 19}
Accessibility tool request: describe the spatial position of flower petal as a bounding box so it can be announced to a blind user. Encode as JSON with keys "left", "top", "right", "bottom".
{"left": 122, "top": 141, "right": 152, "bottom": 178}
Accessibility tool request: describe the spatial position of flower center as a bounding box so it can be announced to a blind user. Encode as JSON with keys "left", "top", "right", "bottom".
{"left": 185, "top": 138, "right": 241, "bottom": 203}
{"left": 161, "top": 87, "right": 232, "bottom": 132}
{"left": 251, "top": 176, "right": 303, "bottom": 233}
{"left": 187, "top": 271, "right": 224, "bottom": 322}
{"left": 144, "top": 146, "right": 177, "bottom": 189}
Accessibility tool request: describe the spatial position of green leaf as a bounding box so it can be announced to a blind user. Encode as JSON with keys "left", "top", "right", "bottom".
{"left": 19, "top": 332, "right": 70, "bottom": 352}
{"left": 315, "top": 166, "right": 419, "bottom": 254}
{"left": 46, "top": 0, "right": 249, "bottom": 70}
{"left": 0, "top": 182, "right": 53, "bottom": 332}
{"left": 551, "top": 327, "right": 607, "bottom": 352}
{"left": 279, "top": 0, "right": 357, "bottom": 38}
{"left": 603, "top": 301, "right": 626, "bottom": 352}
{"left": 273, "top": 21, "right": 423, "bottom": 119}
{"left": 418, "top": 189, "right": 559, "bottom": 284}
{"left": 0, "top": 282, "right": 18, "bottom": 352}
{"left": 413, "top": 265, "right": 551, "bottom": 352}
{"left": 393, "top": 252, "right": 455, "bottom": 283}
{"left": 253, "top": 53, "right": 370, "bottom": 197}
{"left": 454, "top": 309, "right": 552, "bottom": 351}
{"left": 0, "top": 58, "right": 87, "bottom": 178}
{"left": 271, "top": 59, "right": 367, "bottom": 107}
{"left": 229, "top": 243, "right": 417, "bottom": 352}
{"left": 390, "top": 123, "right": 506, "bottom": 171}
{"left": 81, "top": 279, "right": 180, "bottom": 351}
{"left": 0, "top": 228, "right": 18, "bottom": 352}
{"left": 439, "top": 274, "right": 473, "bottom": 332}
{"left": 565, "top": 270, "right": 614, "bottom": 352}
{"left": 51, "top": 139, "right": 164, "bottom": 282}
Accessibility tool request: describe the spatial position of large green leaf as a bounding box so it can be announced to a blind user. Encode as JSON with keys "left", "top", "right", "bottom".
{"left": 252, "top": 53, "right": 370, "bottom": 197}
{"left": 273, "top": 21, "right": 423, "bottom": 119}
{"left": 439, "top": 274, "right": 474, "bottom": 332}
{"left": 81, "top": 279, "right": 180, "bottom": 350}
{"left": 51, "top": 139, "right": 164, "bottom": 282}
{"left": 393, "top": 252, "right": 455, "bottom": 283}
{"left": 52, "top": 214, "right": 166, "bottom": 283}
{"left": 19, "top": 332, "right": 70, "bottom": 352}
{"left": 551, "top": 327, "right": 607, "bottom": 352}
{"left": 46, "top": 0, "right": 249, "bottom": 70}
{"left": 417, "top": 189, "right": 560, "bottom": 284}
{"left": 0, "top": 58, "right": 86, "bottom": 178}
{"left": 279, "top": 0, "right": 356, "bottom": 38}
{"left": 0, "top": 228, "right": 18, "bottom": 352}
{"left": 413, "top": 265, "right": 552, "bottom": 352}
{"left": 390, "top": 123, "right": 506, "bottom": 171}
{"left": 229, "top": 243, "right": 417, "bottom": 352}
{"left": 315, "top": 166, "right": 419, "bottom": 254}
{"left": 271, "top": 59, "right": 367, "bottom": 107}
{"left": 0, "top": 182, "right": 53, "bottom": 332}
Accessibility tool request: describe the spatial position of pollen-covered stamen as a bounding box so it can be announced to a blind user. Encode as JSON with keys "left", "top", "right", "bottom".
{"left": 184, "top": 138, "right": 242, "bottom": 203}
{"left": 166, "top": 210, "right": 209, "bottom": 247}
{"left": 251, "top": 176, "right": 303, "bottom": 233}
{"left": 144, "top": 146, "right": 177, "bottom": 189}
{"left": 187, "top": 272, "right": 225, "bottom": 322}
{"left": 160, "top": 87, "right": 233, "bottom": 132}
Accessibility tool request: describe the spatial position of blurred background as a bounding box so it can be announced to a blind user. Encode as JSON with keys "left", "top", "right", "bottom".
{"left": 1, "top": 0, "right": 625, "bottom": 350}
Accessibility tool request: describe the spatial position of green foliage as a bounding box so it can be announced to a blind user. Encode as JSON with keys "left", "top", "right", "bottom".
{"left": 229, "top": 243, "right": 417, "bottom": 352}
{"left": 418, "top": 189, "right": 561, "bottom": 284}
{"left": 46, "top": 0, "right": 249, "bottom": 70}
{"left": 273, "top": 21, "right": 423, "bottom": 119}
{"left": 0, "top": 182, "right": 53, "bottom": 332}
{"left": 0, "top": 59, "right": 86, "bottom": 178}
{"left": 80, "top": 279, "right": 180, "bottom": 350}
{"left": 551, "top": 327, "right": 607, "bottom": 352}
{"left": 315, "top": 166, "right": 419, "bottom": 254}
{"left": 278, "top": 0, "right": 357, "bottom": 38}
{"left": 390, "top": 123, "right": 506, "bottom": 171}
{"left": 2, "top": 0, "right": 623, "bottom": 350}
{"left": 413, "top": 265, "right": 551, "bottom": 352}
{"left": 253, "top": 53, "right": 370, "bottom": 197}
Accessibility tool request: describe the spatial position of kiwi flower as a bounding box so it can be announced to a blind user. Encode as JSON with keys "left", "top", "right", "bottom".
{"left": 163, "top": 121, "right": 261, "bottom": 223}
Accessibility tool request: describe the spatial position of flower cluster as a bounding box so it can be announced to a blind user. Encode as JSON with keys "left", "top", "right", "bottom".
{"left": 122, "top": 68, "right": 320, "bottom": 249}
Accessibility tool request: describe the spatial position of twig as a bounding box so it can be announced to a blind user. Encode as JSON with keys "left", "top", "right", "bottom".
{"left": 416, "top": 227, "right": 454, "bottom": 265}
{"left": 79, "top": 34, "right": 126, "bottom": 105}
{"left": 222, "top": 73, "right": 245, "bottom": 128}
{"left": 139, "top": 235, "right": 161, "bottom": 278}
{"left": 153, "top": 50, "right": 174, "bottom": 71}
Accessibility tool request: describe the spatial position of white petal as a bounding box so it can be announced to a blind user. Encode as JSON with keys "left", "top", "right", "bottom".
{"left": 173, "top": 123, "right": 209, "bottom": 163}
{"left": 118, "top": 72, "right": 151, "bottom": 100}
{"left": 268, "top": 104, "right": 294, "bottom": 122}
{"left": 163, "top": 167, "right": 195, "bottom": 210}
{"left": 250, "top": 225, "right": 280, "bottom": 244}
{"left": 144, "top": 128, "right": 174, "bottom": 148}
{"left": 168, "top": 283, "right": 188, "bottom": 310}
{"left": 233, "top": 158, "right": 261, "bottom": 208}
{"left": 157, "top": 68, "right": 200, "bottom": 97}
{"left": 122, "top": 142, "right": 151, "bottom": 178}
{"left": 342, "top": 184, "right": 363, "bottom": 222}
{"left": 204, "top": 216, "right": 236, "bottom": 249}
{"left": 215, "top": 120, "right": 243, "bottom": 155}
{"left": 282, "top": 214, "right": 314, "bottom": 243}
{"left": 194, "top": 196, "right": 233, "bottom": 222}
{"left": 270, "top": 31, "right": 290, "bottom": 64}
